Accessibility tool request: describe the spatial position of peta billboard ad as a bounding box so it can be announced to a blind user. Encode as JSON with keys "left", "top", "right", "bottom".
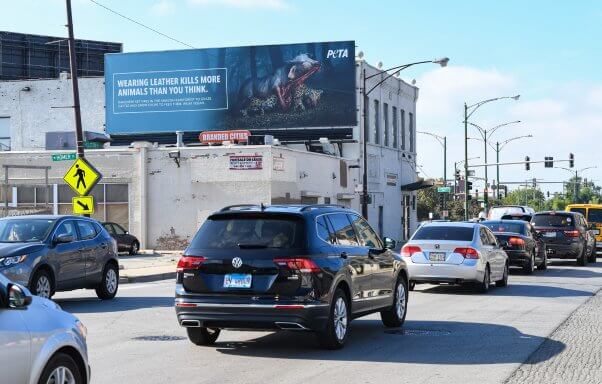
{"left": 104, "top": 41, "right": 356, "bottom": 137}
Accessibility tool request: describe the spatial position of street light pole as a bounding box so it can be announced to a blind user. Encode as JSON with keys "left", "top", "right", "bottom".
{"left": 555, "top": 166, "right": 597, "bottom": 203}
{"left": 494, "top": 134, "right": 533, "bottom": 199}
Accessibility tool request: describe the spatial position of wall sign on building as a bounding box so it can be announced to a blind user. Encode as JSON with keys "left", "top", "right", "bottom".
{"left": 105, "top": 41, "right": 356, "bottom": 138}
{"left": 229, "top": 155, "right": 263, "bottom": 170}
{"left": 386, "top": 173, "right": 398, "bottom": 186}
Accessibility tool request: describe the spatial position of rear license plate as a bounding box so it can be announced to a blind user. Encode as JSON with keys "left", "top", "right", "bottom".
{"left": 429, "top": 252, "right": 446, "bottom": 262}
{"left": 223, "top": 274, "right": 252, "bottom": 288}
{"left": 543, "top": 232, "right": 557, "bottom": 238}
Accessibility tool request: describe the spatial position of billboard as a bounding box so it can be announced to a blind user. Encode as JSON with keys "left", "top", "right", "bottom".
{"left": 105, "top": 41, "right": 356, "bottom": 137}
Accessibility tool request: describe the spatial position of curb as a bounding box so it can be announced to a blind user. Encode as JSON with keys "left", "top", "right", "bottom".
{"left": 119, "top": 271, "right": 176, "bottom": 284}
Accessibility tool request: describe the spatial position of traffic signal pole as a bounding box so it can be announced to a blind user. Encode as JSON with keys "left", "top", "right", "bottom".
{"left": 463, "top": 103, "right": 469, "bottom": 220}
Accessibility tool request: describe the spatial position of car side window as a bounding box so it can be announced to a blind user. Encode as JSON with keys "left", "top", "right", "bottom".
{"left": 113, "top": 224, "right": 127, "bottom": 235}
{"left": 486, "top": 229, "right": 498, "bottom": 247}
{"left": 349, "top": 214, "right": 383, "bottom": 248}
{"left": 103, "top": 223, "right": 116, "bottom": 235}
{"left": 55, "top": 221, "right": 78, "bottom": 241}
{"left": 77, "top": 221, "right": 97, "bottom": 241}
{"left": 316, "top": 215, "right": 336, "bottom": 244}
{"left": 479, "top": 228, "right": 489, "bottom": 246}
{"left": 328, "top": 213, "right": 360, "bottom": 247}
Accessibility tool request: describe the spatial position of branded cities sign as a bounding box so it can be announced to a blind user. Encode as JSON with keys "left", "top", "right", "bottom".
{"left": 105, "top": 41, "right": 356, "bottom": 139}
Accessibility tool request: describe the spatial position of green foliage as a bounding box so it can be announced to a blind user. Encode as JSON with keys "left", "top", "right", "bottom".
{"left": 502, "top": 188, "right": 546, "bottom": 211}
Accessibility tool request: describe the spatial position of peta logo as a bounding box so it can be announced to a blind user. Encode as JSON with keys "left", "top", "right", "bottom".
{"left": 326, "top": 49, "right": 349, "bottom": 59}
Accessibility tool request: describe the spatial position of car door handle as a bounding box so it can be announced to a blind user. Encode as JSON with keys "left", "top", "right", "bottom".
{"left": 340, "top": 252, "right": 348, "bottom": 259}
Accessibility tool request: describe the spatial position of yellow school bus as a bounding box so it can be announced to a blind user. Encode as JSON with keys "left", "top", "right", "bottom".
{"left": 566, "top": 204, "right": 602, "bottom": 252}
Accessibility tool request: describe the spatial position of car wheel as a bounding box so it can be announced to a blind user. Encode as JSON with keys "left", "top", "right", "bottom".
{"left": 577, "top": 244, "right": 588, "bottom": 266}
{"left": 537, "top": 251, "right": 548, "bottom": 270}
{"left": 38, "top": 352, "right": 83, "bottom": 384}
{"left": 30, "top": 269, "right": 54, "bottom": 299}
{"left": 523, "top": 252, "right": 535, "bottom": 274}
{"left": 381, "top": 275, "right": 408, "bottom": 327}
{"left": 186, "top": 327, "right": 220, "bottom": 346}
{"left": 496, "top": 263, "right": 509, "bottom": 287}
{"left": 317, "top": 288, "right": 349, "bottom": 349}
{"left": 476, "top": 266, "right": 490, "bottom": 293}
{"left": 588, "top": 241, "right": 597, "bottom": 263}
{"left": 95, "top": 262, "right": 119, "bottom": 300}
{"left": 129, "top": 241, "right": 139, "bottom": 255}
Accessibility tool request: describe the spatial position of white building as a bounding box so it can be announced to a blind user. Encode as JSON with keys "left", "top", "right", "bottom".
{"left": 0, "top": 60, "right": 422, "bottom": 248}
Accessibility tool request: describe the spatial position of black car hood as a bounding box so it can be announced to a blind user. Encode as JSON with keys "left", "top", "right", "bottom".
{"left": 0, "top": 242, "right": 45, "bottom": 257}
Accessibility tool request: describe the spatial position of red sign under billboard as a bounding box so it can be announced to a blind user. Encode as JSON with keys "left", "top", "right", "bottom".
{"left": 200, "top": 130, "right": 251, "bottom": 144}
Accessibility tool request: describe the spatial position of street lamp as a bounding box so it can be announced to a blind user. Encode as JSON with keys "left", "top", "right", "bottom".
{"left": 494, "top": 135, "right": 532, "bottom": 198}
{"left": 555, "top": 166, "right": 598, "bottom": 202}
{"left": 463, "top": 95, "right": 520, "bottom": 220}
{"left": 361, "top": 57, "right": 449, "bottom": 219}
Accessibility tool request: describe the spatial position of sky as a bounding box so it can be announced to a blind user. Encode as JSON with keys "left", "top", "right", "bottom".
{"left": 4, "top": 0, "right": 602, "bottom": 194}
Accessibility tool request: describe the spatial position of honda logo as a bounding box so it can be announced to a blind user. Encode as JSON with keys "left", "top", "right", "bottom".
{"left": 232, "top": 257, "right": 243, "bottom": 268}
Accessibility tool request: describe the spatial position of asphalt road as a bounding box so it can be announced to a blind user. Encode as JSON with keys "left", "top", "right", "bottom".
{"left": 53, "top": 260, "right": 602, "bottom": 384}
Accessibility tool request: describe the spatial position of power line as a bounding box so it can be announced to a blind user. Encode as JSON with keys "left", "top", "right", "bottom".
{"left": 88, "top": 0, "right": 195, "bottom": 49}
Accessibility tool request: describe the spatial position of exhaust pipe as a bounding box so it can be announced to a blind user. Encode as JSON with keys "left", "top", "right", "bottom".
{"left": 275, "top": 322, "right": 308, "bottom": 330}
{"left": 181, "top": 320, "right": 201, "bottom": 327}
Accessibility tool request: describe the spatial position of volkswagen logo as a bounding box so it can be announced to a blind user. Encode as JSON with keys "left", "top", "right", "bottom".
{"left": 232, "top": 257, "right": 243, "bottom": 268}
{"left": 435, "top": 244, "right": 440, "bottom": 249}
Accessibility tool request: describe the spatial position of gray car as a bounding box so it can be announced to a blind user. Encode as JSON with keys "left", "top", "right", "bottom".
{"left": 0, "top": 215, "right": 119, "bottom": 300}
{"left": 0, "top": 273, "right": 90, "bottom": 384}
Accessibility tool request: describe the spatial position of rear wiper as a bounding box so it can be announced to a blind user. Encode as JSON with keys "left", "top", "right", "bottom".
{"left": 237, "top": 243, "right": 268, "bottom": 249}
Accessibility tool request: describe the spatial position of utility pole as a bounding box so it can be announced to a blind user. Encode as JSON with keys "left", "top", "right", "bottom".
{"left": 443, "top": 136, "right": 447, "bottom": 210}
{"left": 463, "top": 103, "right": 469, "bottom": 220}
{"left": 483, "top": 130, "right": 488, "bottom": 212}
{"left": 362, "top": 68, "right": 369, "bottom": 219}
{"left": 496, "top": 142, "right": 500, "bottom": 199}
{"left": 66, "top": 0, "right": 85, "bottom": 159}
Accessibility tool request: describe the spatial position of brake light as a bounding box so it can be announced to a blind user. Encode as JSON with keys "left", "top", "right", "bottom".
{"left": 454, "top": 247, "right": 479, "bottom": 259}
{"left": 508, "top": 237, "right": 525, "bottom": 246}
{"left": 274, "top": 258, "right": 320, "bottom": 273}
{"left": 401, "top": 245, "right": 422, "bottom": 258}
{"left": 564, "top": 230, "right": 580, "bottom": 237}
{"left": 176, "top": 256, "right": 206, "bottom": 272}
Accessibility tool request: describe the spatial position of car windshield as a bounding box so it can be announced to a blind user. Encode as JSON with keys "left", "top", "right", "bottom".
{"left": 0, "top": 219, "right": 56, "bottom": 243}
{"left": 532, "top": 214, "right": 575, "bottom": 228}
{"left": 413, "top": 226, "right": 474, "bottom": 241}
{"left": 587, "top": 209, "right": 602, "bottom": 224}
{"left": 483, "top": 222, "right": 526, "bottom": 235}
{"left": 189, "top": 215, "right": 306, "bottom": 249}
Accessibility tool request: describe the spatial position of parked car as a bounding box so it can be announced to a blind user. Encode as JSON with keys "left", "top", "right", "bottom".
{"left": 175, "top": 204, "right": 409, "bottom": 349}
{"left": 0, "top": 273, "right": 90, "bottom": 384}
{"left": 488, "top": 205, "right": 535, "bottom": 220}
{"left": 531, "top": 211, "right": 596, "bottom": 265}
{"left": 403, "top": 222, "right": 509, "bottom": 293}
{"left": 482, "top": 219, "right": 547, "bottom": 273}
{"left": 0, "top": 215, "right": 119, "bottom": 300}
{"left": 102, "top": 222, "right": 140, "bottom": 255}
{"left": 565, "top": 203, "right": 601, "bottom": 258}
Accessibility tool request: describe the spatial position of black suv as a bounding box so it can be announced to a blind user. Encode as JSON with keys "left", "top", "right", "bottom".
{"left": 531, "top": 211, "right": 596, "bottom": 266}
{"left": 175, "top": 204, "right": 409, "bottom": 349}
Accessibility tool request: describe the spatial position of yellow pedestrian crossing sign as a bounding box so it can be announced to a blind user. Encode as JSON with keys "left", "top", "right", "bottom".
{"left": 72, "top": 196, "right": 95, "bottom": 215}
{"left": 63, "top": 157, "right": 102, "bottom": 196}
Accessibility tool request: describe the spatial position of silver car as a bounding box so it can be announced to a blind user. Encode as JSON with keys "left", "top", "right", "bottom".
{"left": 403, "top": 222, "right": 509, "bottom": 292}
{"left": 0, "top": 273, "right": 90, "bottom": 384}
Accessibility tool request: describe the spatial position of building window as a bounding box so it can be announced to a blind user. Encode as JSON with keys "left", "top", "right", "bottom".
{"left": 400, "top": 109, "right": 406, "bottom": 150}
{"left": 374, "top": 100, "right": 380, "bottom": 145}
{"left": 0, "top": 117, "right": 10, "bottom": 151}
{"left": 392, "top": 106, "right": 398, "bottom": 148}
{"left": 409, "top": 112, "right": 415, "bottom": 152}
{"left": 58, "top": 183, "right": 129, "bottom": 229}
{"left": 383, "top": 103, "right": 389, "bottom": 147}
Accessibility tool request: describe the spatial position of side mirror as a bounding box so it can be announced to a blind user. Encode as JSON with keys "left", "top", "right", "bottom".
{"left": 7, "top": 284, "right": 32, "bottom": 309}
{"left": 125, "top": 231, "right": 129, "bottom": 235}
{"left": 54, "top": 234, "right": 73, "bottom": 244}
{"left": 383, "top": 237, "right": 396, "bottom": 250}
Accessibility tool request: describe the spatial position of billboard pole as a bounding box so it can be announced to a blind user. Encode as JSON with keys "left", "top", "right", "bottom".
{"left": 65, "top": 0, "right": 85, "bottom": 159}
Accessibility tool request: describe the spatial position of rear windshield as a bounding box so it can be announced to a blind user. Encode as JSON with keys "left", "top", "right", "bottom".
{"left": 413, "top": 226, "right": 474, "bottom": 241}
{"left": 189, "top": 215, "right": 305, "bottom": 249}
{"left": 483, "top": 222, "right": 526, "bottom": 235}
{"left": 489, "top": 207, "right": 524, "bottom": 219}
{"left": 532, "top": 214, "right": 575, "bottom": 228}
{"left": 588, "top": 209, "right": 602, "bottom": 224}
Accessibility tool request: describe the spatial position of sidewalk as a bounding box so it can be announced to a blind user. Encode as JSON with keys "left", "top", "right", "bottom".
{"left": 118, "top": 251, "right": 181, "bottom": 284}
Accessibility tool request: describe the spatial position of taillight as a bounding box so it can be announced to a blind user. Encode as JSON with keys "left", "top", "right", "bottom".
{"left": 274, "top": 258, "right": 320, "bottom": 273}
{"left": 454, "top": 247, "right": 479, "bottom": 259}
{"left": 401, "top": 245, "right": 422, "bottom": 258}
{"left": 564, "top": 230, "right": 580, "bottom": 237}
{"left": 176, "top": 256, "right": 206, "bottom": 272}
{"left": 508, "top": 237, "right": 525, "bottom": 246}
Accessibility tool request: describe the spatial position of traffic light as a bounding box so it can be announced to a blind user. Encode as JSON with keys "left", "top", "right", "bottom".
{"left": 547, "top": 191, "right": 550, "bottom": 198}
{"left": 455, "top": 169, "right": 461, "bottom": 181}
{"left": 438, "top": 192, "right": 445, "bottom": 207}
{"left": 569, "top": 153, "right": 574, "bottom": 168}
{"left": 544, "top": 156, "right": 554, "bottom": 168}
{"left": 467, "top": 181, "right": 473, "bottom": 191}
{"left": 525, "top": 156, "right": 530, "bottom": 171}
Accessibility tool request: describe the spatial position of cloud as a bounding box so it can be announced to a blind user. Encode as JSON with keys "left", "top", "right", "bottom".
{"left": 151, "top": 0, "right": 175, "bottom": 15}
{"left": 187, "top": 0, "right": 290, "bottom": 10}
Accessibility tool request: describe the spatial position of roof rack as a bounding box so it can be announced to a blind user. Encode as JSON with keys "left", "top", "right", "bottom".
{"left": 219, "top": 204, "right": 261, "bottom": 212}
{"left": 300, "top": 204, "right": 346, "bottom": 212}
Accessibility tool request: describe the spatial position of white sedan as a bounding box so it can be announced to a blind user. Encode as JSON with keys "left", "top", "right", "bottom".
{"left": 402, "top": 222, "right": 509, "bottom": 293}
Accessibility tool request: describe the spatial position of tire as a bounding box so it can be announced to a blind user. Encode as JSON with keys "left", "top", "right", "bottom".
{"left": 381, "top": 275, "right": 409, "bottom": 327}
{"left": 588, "top": 242, "right": 597, "bottom": 263}
{"left": 577, "top": 244, "right": 588, "bottom": 266}
{"left": 496, "top": 263, "right": 509, "bottom": 287}
{"left": 30, "top": 269, "right": 54, "bottom": 299}
{"left": 186, "top": 327, "right": 220, "bottom": 346}
{"left": 95, "top": 262, "right": 119, "bottom": 300}
{"left": 476, "top": 266, "right": 490, "bottom": 293}
{"left": 317, "top": 288, "right": 349, "bottom": 350}
{"left": 129, "top": 241, "right": 140, "bottom": 255}
{"left": 38, "top": 352, "right": 83, "bottom": 384}
{"left": 523, "top": 252, "right": 535, "bottom": 274}
{"left": 537, "top": 250, "right": 548, "bottom": 271}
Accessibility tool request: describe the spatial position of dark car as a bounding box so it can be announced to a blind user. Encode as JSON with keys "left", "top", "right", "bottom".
{"left": 175, "top": 204, "right": 409, "bottom": 350}
{"left": 102, "top": 222, "right": 139, "bottom": 255}
{"left": 531, "top": 211, "right": 596, "bottom": 266}
{"left": 0, "top": 215, "right": 119, "bottom": 300}
{"left": 482, "top": 220, "right": 547, "bottom": 273}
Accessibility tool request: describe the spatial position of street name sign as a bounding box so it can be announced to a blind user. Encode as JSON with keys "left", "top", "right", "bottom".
{"left": 52, "top": 153, "right": 76, "bottom": 161}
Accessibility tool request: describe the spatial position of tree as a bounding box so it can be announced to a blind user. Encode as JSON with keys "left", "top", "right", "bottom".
{"left": 502, "top": 187, "right": 546, "bottom": 211}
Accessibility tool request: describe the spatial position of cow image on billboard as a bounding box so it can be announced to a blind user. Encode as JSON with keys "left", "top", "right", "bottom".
{"left": 104, "top": 41, "right": 356, "bottom": 139}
